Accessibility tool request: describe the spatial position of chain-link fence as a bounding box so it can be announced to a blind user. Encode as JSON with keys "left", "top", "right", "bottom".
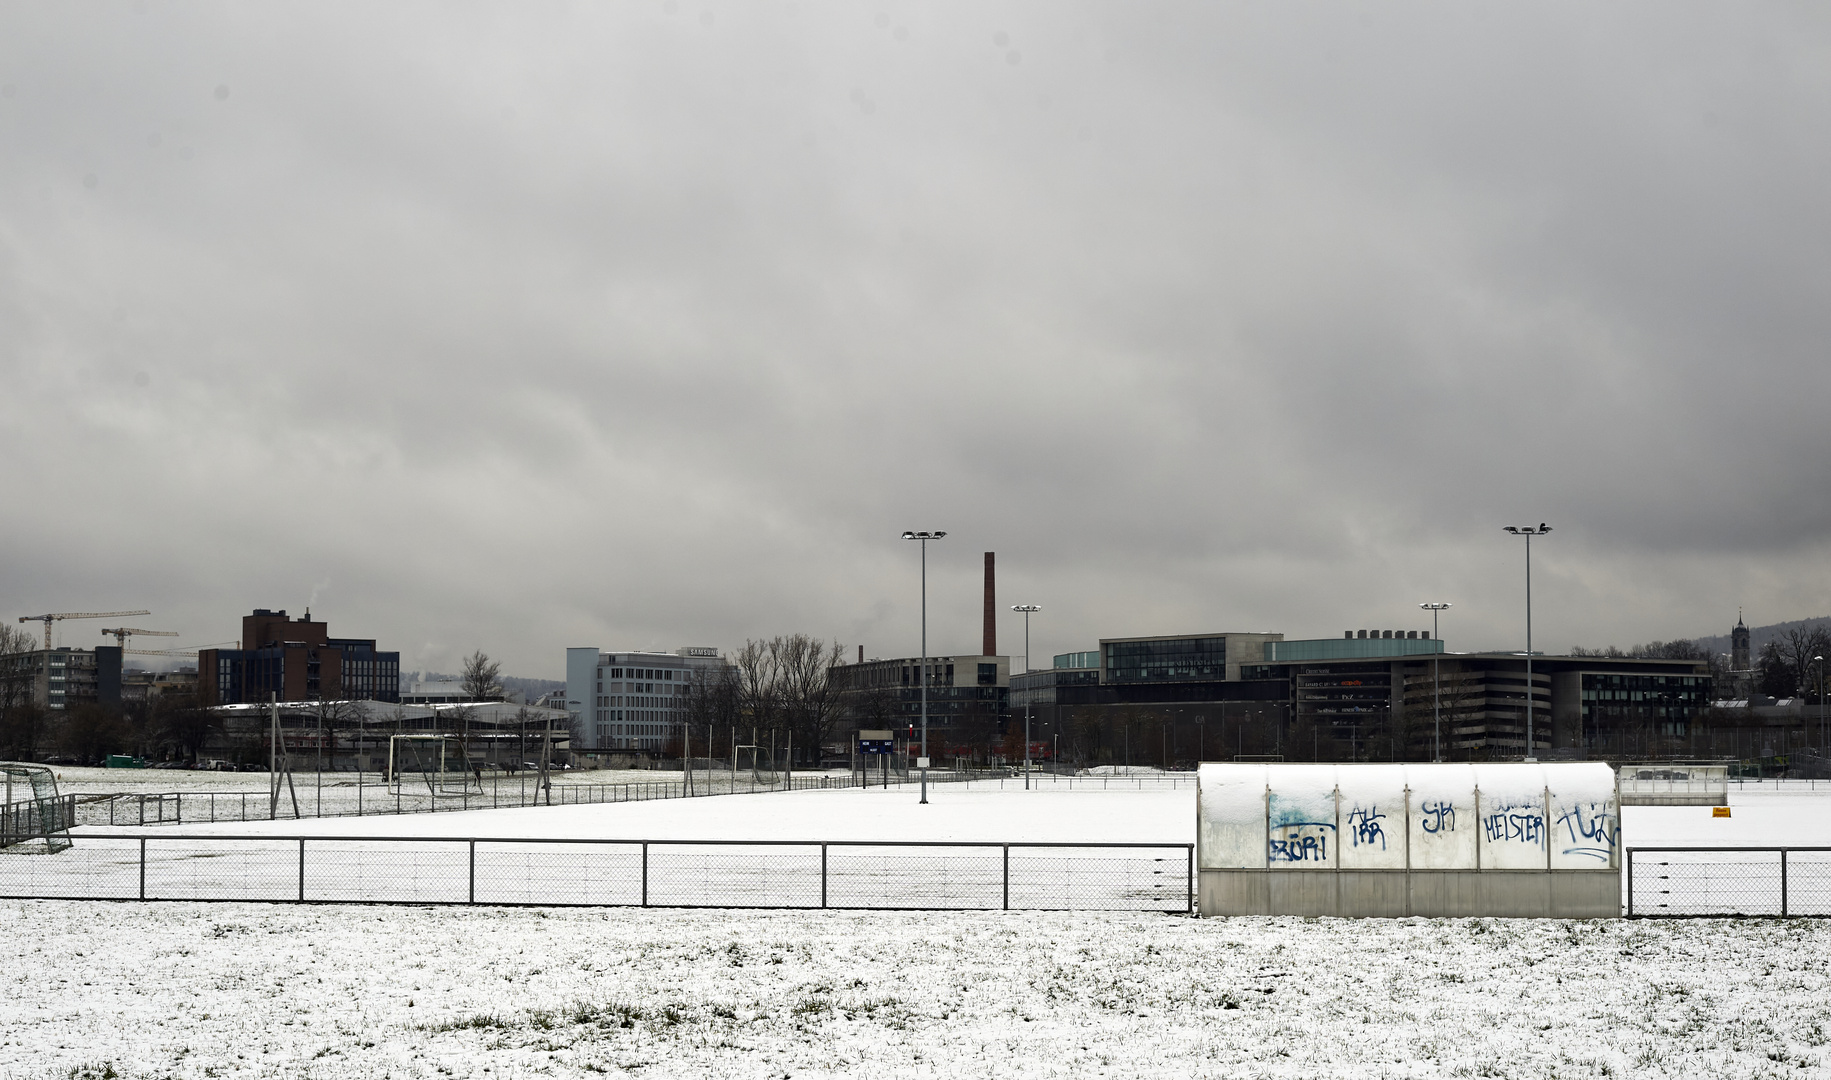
{"left": 67, "top": 769, "right": 993, "bottom": 827}
{"left": 1626, "top": 847, "right": 1831, "bottom": 916}
{"left": 0, "top": 836, "right": 1193, "bottom": 912}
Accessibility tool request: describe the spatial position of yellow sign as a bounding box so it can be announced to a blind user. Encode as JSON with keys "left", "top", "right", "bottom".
{"left": 1712, "top": 806, "right": 1732, "bottom": 818}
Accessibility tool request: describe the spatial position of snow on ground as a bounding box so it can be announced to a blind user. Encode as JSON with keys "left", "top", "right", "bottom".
{"left": 12, "top": 780, "right": 1831, "bottom": 1077}
{"left": 87, "top": 784, "right": 1192, "bottom": 844}
{"left": 76, "top": 775, "right": 1831, "bottom": 851}
{"left": 3, "top": 902, "right": 1828, "bottom": 1080}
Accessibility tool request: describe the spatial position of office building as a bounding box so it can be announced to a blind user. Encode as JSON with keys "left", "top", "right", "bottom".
{"left": 565, "top": 646, "right": 730, "bottom": 756}
{"left": 829, "top": 653, "right": 1011, "bottom": 751}
{"left": 198, "top": 609, "right": 401, "bottom": 705}
{"left": 0, "top": 646, "right": 123, "bottom": 712}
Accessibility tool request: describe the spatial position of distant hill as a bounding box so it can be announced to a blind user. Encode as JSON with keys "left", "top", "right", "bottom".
{"left": 1691, "top": 616, "right": 1831, "bottom": 661}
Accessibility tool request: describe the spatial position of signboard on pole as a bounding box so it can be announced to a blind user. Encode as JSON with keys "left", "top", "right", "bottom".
{"left": 857, "top": 729, "right": 894, "bottom": 755}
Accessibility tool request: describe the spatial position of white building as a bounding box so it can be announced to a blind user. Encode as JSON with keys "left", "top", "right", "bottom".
{"left": 565, "top": 646, "right": 729, "bottom": 754}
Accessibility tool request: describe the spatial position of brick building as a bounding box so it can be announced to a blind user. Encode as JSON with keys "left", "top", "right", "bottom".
{"left": 198, "top": 609, "right": 400, "bottom": 705}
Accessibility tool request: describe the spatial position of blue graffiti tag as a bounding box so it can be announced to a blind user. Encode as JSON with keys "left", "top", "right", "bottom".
{"left": 1556, "top": 802, "right": 1617, "bottom": 861}
{"left": 1346, "top": 806, "right": 1387, "bottom": 850}
{"left": 1268, "top": 823, "right": 1334, "bottom": 863}
{"left": 1418, "top": 800, "right": 1456, "bottom": 835}
{"left": 1482, "top": 806, "right": 1545, "bottom": 848}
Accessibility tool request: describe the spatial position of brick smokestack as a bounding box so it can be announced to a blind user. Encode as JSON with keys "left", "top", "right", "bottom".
{"left": 983, "top": 552, "right": 996, "bottom": 657}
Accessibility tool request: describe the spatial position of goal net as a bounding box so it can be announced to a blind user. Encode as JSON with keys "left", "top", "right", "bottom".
{"left": 1, "top": 763, "right": 74, "bottom": 854}
{"left": 386, "top": 735, "right": 483, "bottom": 796}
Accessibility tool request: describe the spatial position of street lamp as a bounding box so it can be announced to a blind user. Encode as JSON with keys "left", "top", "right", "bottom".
{"left": 1012, "top": 604, "right": 1041, "bottom": 789}
{"left": 1810, "top": 655, "right": 1828, "bottom": 751}
{"left": 902, "top": 530, "right": 946, "bottom": 804}
{"left": 1420, "top": 603, "right": 1451, "bottom": 762}
{"left": 1503, "top": 524, "right": 1552, "bottom": 761}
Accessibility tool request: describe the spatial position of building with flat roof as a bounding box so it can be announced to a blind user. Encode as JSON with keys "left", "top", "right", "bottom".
{"left": 1009, "top": 625, "right": 1713, "bottom": 765}
{"left": 198, "top": 610, "right": 400, "bottom": 705}
{"left": 0, "top": 646, "right": 123, "bottom": 712}
{"left": 830, "top": 654, "right": 1011, "bottom": 760}
{"left": 565, "top": 646, "right": 731, "bottom": 758}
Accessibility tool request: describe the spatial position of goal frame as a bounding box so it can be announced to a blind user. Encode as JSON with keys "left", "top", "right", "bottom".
{"left": 386, "top": 735, "right": 482, "bottom": 796}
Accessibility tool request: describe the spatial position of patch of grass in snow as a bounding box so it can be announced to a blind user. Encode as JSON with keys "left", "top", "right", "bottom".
{"left": 420, "top": 1013, "right": 517, "bottom": 1033}
{"left": 64, "top": 1065, "right": 120, "bottom": 1080}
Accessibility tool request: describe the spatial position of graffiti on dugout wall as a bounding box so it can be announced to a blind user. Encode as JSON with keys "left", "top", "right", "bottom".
{"left": 1482, "top": 801, "right": 1545, "bottom": 848}
{"left": 1556, "top": 801, "right": 1617, "bottom": 861}
{"left": 1418, "top": 800, "right": 1457, "bottom": 835}
{"left": 1346, "top": 805, "right": 1387, "bottom": 850}
{"left": 1268, "top": 822, "right": 1334, "bottom": 863}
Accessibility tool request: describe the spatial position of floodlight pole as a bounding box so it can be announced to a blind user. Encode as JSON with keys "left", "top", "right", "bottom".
{"left": 1503, "top": 525, "right": 1551, "bottom": 761}
{"left": 1817, "top": 656, "right": 1826, "bottom": 753}
{"left": 902, "top": 530, "right": 946, "bottom": 804}
{"left": 1012, "top": 604, "right": 1041, "bottom": 789}
{"left": 1420, "top": 603, "right": 1451, "bottom": 762}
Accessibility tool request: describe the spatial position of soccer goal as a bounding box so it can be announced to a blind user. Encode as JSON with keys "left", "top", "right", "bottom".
{"left": 1, "top": 763, "right": 74, "bottom": 854}
{"left": 386, "top": 735, "right": 483, "bottom": 797}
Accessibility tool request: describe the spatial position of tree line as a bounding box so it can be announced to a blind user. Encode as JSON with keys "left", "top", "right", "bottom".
{"left": 671, "top": 635, "right": 849, "bottom": 768}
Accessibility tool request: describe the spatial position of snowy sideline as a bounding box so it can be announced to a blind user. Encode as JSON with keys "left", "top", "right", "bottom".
{"left": 76, "top": 785, "right": 1193, "bottom": 844}
{"left": 3, "top": 902, "right": 1827, "bottom": 1079}
{"left": 69, "top": 778, "right": 1831, "bottom": 850}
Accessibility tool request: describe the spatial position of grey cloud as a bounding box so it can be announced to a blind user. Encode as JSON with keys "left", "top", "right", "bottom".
{"left": 2, "top": 1, "right": 1829, "bottom": 674}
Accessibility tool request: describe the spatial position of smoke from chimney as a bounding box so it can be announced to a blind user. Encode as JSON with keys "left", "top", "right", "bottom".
{"left": 983, "top": 552, "right": 996, "bottom": 657}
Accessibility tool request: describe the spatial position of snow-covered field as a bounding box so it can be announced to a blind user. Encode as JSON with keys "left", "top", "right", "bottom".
{"left": 3, "top": 903, "right": 1828, "bottom": 1079}
{"left": 6, "top": 783, "right": 1831, "bottom": 1077}
{"left": 94, "top": 784, "right": 1191, "bottom": 843}
{"left": 54, "top": 765, "right": 865, "bottom": 823}
{"left": 15, "top": 782, "right": 1824, "bottom": 912}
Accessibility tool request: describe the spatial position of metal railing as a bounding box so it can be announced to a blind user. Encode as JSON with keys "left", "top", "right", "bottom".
{"left": 1, "top": 795, "right": 76, "bottom": 849}
{"left": 0, "top": 835, "right": 1194, "bottom": 912}
{"left": 1626, "top": 847, "right": 1831, "bottom": 917}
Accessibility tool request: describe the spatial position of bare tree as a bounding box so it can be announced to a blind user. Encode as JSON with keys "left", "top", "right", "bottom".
{"left": 460, "top": 650, "right": 503, "bottom": 702}
{"left": 732, "top": 640, "right": 781, "bottom": 737}
{"left": 151, "top": 689, "right": 222, "bottom": 764}
{"left": 0, "top": 624, "right": 43, "bottom": 759}
{"left": 773, "top": 635, "right": 848, "bottom": 766}
{"left": 1776, "top": 627, "right": 1831, "bottom": 700}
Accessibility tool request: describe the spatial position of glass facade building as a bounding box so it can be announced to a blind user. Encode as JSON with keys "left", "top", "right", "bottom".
{"left": 1103, "top": 637, "right": 1227, "bottom": 683}
{"left": 1580, "top": 672, "right": 1712, "bottom": 739}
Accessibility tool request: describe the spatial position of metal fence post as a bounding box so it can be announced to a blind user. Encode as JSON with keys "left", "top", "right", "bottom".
{"left": 1625, "top": 849, "right": 1634, "bottom": 917}
{"left": 641, "top": 842, "right": 649, "bottom": 907}
{"left": 139, "top": 838, "right": 146, "bottom": 901}
{"left": 469, "top": 839, "right": 477, "bottom": 904}
{"left": 1187, "top": 845, "right": 1195, "bottom": 915}
{"left": 1003, "top": 845, "right": 1010, "bottom": 911}
{"left": 821, "top": 843, "right": 828, "bottom": 909}
{"left": 298, "top": 838, "right": 306, "bottom": 902}
{"left": 1782, "top": 849, "right": 1789, "bottom": 917}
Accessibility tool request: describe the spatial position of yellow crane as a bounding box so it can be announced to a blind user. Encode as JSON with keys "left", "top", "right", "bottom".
{"left": 125, "top": 639, "right": 237, "bottom": 659}
{"left": 18, "top": 610, "right": 151, "bottom": 649}
{"left": 99, "top": 627, "right": 180, "bottom": 652}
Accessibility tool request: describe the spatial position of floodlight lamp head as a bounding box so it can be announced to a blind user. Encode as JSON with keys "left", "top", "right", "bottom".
{"left": 901, "top": 530, "right": 946, "bottom": 540}
{"left": 1012, "top": 604, "right": 1041, "bottom": 613}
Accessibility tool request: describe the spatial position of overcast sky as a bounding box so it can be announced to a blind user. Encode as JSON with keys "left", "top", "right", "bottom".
{"left": 3, "top": 2, "right": 1829, "bottom": 678}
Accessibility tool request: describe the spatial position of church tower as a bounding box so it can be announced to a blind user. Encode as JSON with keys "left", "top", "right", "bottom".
{"left": 1732, "top": 609, "right": 1751, "bottom": 671}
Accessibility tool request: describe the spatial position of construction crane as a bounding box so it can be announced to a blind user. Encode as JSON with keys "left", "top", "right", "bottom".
{"left": 18, "top": 610, "right": 151, "bottom": 649}
{"left": 99, "top": 627, "right": 180, "bottom": 651}
{"left": 125, "top": 639, "right": 237, "bottom": 659}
